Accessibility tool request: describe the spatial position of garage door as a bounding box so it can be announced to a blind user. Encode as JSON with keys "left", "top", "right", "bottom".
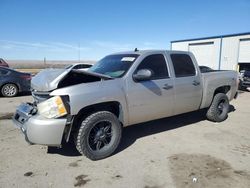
{"left": 188, "top": 42, "right": 217, "bottom": 69}
{"left": 238, "top": 39, "right": 250, "bottom": 63}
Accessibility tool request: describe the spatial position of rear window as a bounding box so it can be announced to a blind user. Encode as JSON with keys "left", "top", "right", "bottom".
{"left": 170, "top": 54, "right": 196, "bottom": 77}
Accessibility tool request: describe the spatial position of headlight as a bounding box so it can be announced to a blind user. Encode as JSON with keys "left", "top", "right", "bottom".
{"left": 37, "top": 96, "right": 67, "bottom": 118}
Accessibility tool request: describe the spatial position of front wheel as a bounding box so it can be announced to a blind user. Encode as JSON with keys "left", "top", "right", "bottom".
{"left": 206, "top": 93, "right": 229, "bottom": 122}
{"left": 75, "top": 111, "right": 122, "bottom": 160}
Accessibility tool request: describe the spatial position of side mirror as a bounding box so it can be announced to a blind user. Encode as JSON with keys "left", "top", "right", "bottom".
{"left": 133, "top": 69, "right": 153, "bottom": 82}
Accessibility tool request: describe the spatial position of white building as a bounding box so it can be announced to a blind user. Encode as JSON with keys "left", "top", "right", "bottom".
{"left": 171, "top": 32, "right": 250, "bottom": 72}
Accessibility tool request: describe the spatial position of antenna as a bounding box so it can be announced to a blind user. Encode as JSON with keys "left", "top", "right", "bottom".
{"left": 134, "top": 48, "right": 139, "bottom": 52}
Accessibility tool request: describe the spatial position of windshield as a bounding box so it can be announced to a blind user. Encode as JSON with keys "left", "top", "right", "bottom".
{"left": 89, "top": 54, "right": 139, "bottom": 78}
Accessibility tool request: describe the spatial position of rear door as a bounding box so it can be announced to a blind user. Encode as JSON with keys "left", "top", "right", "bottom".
{"left": 170, "top": 53, "right": 202, "bottom": 115}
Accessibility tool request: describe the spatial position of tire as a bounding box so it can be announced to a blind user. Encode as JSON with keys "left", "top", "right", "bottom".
{"left": 75, "top": 111, "right": 122, "bottom": 160}
{"left": 206, "top": 93, "right": 229, "bottom": 122}
{"left": 1, "top": 83, "right": 18, "bottom": 97}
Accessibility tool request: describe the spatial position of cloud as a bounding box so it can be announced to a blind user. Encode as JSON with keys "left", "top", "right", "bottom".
{"left": 0, "top": 39, "right": 162, "bottom": 60}
{"left": 0, "top": 40, "right": 91, "bottom": 52}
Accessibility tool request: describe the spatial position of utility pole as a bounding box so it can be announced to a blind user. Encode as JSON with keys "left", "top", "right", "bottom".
{"left": 44, "top": 57, "right": 46, "bottom": 68}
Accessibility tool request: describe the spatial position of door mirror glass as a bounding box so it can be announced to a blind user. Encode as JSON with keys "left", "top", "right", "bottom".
{"left": 133, "top": 69, "right": 153, "bottom": 82}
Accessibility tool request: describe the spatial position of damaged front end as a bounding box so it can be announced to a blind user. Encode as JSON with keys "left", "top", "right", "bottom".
{"left": 13, "top": 96, "right": 72, "bottom": 146}
{"left": 13, "top": 68, "right": 112, "bottom": 146}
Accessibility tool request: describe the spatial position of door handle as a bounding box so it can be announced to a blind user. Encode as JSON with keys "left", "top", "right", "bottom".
{"left": 163, "top": 84, "right": 173, "bottom": 90}
{"left": 192, "top": 80, "right": 200, "bottom": 86}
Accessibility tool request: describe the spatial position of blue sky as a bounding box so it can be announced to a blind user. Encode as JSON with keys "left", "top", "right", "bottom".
{"left": 0, "top": 0, "right": 250, "bottom": 60}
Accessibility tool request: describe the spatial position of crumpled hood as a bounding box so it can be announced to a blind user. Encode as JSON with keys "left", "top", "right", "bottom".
{"left": 31, "top": 68, "right": 112, "bottom": 92}
{"left": 31, "top": 69, "right": 69, "bottom": 92}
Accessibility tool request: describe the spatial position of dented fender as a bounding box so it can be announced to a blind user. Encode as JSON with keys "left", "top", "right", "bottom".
{"left": 50, "top": 78, "right": 129, "bottom": 126}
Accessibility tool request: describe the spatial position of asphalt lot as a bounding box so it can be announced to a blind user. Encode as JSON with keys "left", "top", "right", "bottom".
{"left": 0, "top": 92, "right": 250, "bottom": 188}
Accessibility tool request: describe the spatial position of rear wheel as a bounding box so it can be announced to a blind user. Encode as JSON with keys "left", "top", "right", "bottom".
{"left": 1, "top": 84, "right": 18, "bottom": 97}
{"left": 206, "top": 93, "right": 229, "bottom": 122}
{"left": 75, "top": 111, "right": 122, "bottom": 160}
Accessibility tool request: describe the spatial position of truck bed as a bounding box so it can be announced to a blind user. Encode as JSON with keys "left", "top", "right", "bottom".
{"left": 200, "top": 70, "right": 238, "bottom": 109}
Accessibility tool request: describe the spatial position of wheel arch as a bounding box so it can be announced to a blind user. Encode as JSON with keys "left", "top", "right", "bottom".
{"left": 208, "top": 85, "right": 231, "bottom": 107}
{"left": 200, "top": 85, "right": 231, "bottom": 109}
{"left": 75, "top": 101, "right": 122, "bottom": 122}
{"left": 65, "top": 101, "right": 124, "bottom": 142}
{"left": 213, "top": 85, "right": 231, "bottom": 97}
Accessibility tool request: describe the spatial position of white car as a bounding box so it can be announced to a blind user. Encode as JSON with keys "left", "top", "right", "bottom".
{"left": 65, "top": 63, "right": 92, "bottom": 71}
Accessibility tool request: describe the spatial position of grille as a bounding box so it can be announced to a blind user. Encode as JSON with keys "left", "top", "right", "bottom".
{"left": 32, "top": 90, "right": 51, "bottom": 103}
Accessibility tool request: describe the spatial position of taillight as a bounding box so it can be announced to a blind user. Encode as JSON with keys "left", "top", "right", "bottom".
{"left": 20, "top": 75, "right": 32, "bottom": 80}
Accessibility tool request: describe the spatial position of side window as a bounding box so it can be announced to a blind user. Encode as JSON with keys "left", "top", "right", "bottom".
{"left": 136, "top": 54, "right": 169, "bottom": 80}
{"left": 170, "top": 54, "right": 196, "bottom": 77}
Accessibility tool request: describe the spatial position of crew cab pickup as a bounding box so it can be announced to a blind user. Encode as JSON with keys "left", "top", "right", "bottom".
{"left": 13, "top": 50, "right": 238, "bottom": 160}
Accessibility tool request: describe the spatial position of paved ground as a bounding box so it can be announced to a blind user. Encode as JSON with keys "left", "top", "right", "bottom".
{"left": 0, "top": 92, "right": 250, "bottom": 188}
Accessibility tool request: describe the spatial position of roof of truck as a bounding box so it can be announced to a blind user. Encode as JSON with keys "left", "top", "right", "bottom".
{"left": 111, "top": 49, "right": 187, "bottom": 56}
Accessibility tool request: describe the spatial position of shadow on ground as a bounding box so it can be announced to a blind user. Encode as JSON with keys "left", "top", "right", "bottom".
{"left": 0, "top": 91, "right": 31, "bottom": 98}
{"left": 17, "top": 91, "right": 31, "bottom": 97}
{"left": 47, "top": 105, "right": 235, "bottom": 157}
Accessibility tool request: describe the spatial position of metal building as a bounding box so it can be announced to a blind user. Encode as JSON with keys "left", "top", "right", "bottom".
{"left": 171, "top": 32, "right": 250, "bottom": 72}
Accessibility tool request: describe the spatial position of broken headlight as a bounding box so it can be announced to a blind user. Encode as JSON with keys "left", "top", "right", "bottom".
{"left": 37, "top": 96, "right": 67, "bottom": 119}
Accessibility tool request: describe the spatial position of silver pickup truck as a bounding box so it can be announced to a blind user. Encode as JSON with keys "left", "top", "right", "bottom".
{"left": 13, "top": 50, "right": 238, "bottom": 160}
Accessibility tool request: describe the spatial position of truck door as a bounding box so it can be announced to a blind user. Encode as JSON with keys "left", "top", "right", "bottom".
{"left": 126, "top": 53, "right": 174, "bottom": 125}
{"left": 170, "top": 53, "right": 202, "bottom": 115}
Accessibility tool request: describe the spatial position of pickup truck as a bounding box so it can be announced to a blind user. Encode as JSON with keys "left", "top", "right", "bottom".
{"left": 13, "top": 50, "right": 238, "bottom": 160}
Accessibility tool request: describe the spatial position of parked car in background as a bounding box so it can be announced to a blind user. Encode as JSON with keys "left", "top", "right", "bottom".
{"left": 65, "top": 63, "right": 93, "bottom": 71}
{"left": 239, "top": 70, "right": 250, "bottom": 90}
{"left": 0, "top": 67, "right": 31, "bottom": 97}
{"left": 0, "top": 58, "right": 9, "bottom": 68}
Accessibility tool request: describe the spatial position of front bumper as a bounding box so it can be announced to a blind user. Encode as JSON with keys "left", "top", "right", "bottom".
{"left": 13, "top": 103, "right": 67, "bottom": 146}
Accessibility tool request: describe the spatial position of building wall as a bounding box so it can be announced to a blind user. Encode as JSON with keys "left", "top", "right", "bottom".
{"left": 171, "top": 38, "right": 220, "bottom": 69}
{"left": 171, "top": 34, "right": 250, "bottom": 71}
{"left": 220, "top": 34, "right": 250, "bottom": 70}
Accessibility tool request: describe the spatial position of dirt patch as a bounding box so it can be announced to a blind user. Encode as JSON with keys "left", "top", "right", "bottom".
{"left": 144, "top": 186, "right": 161, "bottom": 188}
{"left": 24, "top": 171, "right": 34, "bottom": 177}
{"left": 0, "top": 113, "right": 13, "bottom": 120}
{"left": 169, "top": 153, "right": 250, "bottom": 188}
{"left": 74, "top": 175, "right": 90, "bottom": 187}
{"left": 232, "top": 144, "right": 250, "bottom": 155}
{"left": 112, "top": 174, "right": 123, "bottom": 179}
{"left": 69, "top": 162, "right": 79, "bottom": 167}
{"left": 69, "top": 160, "right": 82, "bottom": 167}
